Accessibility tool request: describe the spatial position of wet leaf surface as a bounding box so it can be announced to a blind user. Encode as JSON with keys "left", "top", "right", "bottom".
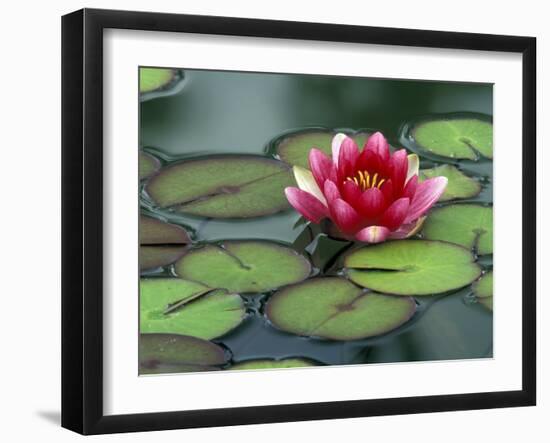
{"left": 344, "top": 240, "right": 481, "bottom": 295}
{"left": 229, "top": 358, "right": 319, "bottom": 370}
{"left": 175, "top": 241, "right": 311, "bottom": 293}
{"left": 266, "top": 278, "right": 415, "bottom": 340}
{"left": 419, "top": 164, "right": 481, "bottom": 201}
{"left": 139, "top": 151, "right": 161, "bottom": 180}
{"left": 139, "top": 67, "right": 175, "bottom": 93}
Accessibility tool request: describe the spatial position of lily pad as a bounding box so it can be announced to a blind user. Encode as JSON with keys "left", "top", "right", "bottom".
{"left": 229, "top": 358, "right": 319, "bottom": 370}
{"left": 140, "top": 278, "right": 246, "bottom": 339}
{"left": 266, "top": 278, "right": 416, "bottom": 340}
{"left": 421, "top": 204, "right": 493, "bottom": 254}
{"left": 473, "top": 271, "right": 493, "bottom": 311}
{"left": 139, "top": 67, "right": 175, "bottom": 93}
{"left": 140, "top": 246, "right": 187, "bottom": 272}
{"left": 275, "top": 130, "right": 370, "bottom": 169}
{"left": 139, "top": 333, "right": 228, "bottom": 374}
{"left": 419, "top": 165, "right": 481, "bottom": 201}
{"left": 344, "top": 240, "right": 481, "bottom": 296}
{"left": 140, "top": 215, "right": 191, "bottom": 245}
{"left": 146, "top": 156, "right": 294, "bottom": 218}
{"left": 412, "top": 118, "right": 493, "bottom": 159}
{"left": 139, "top": 152, "right": 161, "bottom": 180}
{"left": 139, "top": 216, "right": 190, "bottom": 271}
{"left": 175, "top": 241, "right": 311, "bottom": 293}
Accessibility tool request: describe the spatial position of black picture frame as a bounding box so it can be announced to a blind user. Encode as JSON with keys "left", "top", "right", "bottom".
{"left": 61, "top": 8, "right": 537, "bottom": 435}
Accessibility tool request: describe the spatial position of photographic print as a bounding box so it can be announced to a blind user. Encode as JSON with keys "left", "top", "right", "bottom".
{"left": 138, "top": 66, "right": 493, "bottom": 375}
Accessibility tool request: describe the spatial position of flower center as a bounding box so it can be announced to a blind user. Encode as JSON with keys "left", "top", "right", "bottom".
{"left": 346, "top": 171, "right": 386, "bottom": 191}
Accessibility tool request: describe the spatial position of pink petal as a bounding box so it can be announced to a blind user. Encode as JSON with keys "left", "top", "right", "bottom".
{"left": 331, "top": 133, "right": 347, "bottom": 168}
{"left": 390, "top": 149, "right": 408, "bottom": 194}
{"left": 285, "top": 187, "right": 328, "bottom": 223}
{"left": 323, "top": 180, "right": 341, "bottom": 205}
{"left": 356, "top": 148, "right": 381, "bottom": 175}
{"left": 404, "top": 177, "right": 448, "bottom": 224}
{"left": 380, "top": 197, "right": 410, "bottom": 231}
{"left": 365, "top": 132, "right": 390, "bottom": 161}
{"left": 309, "top": 148, "right": 337, "bottom": 190}
{"left": 356, "top": 187, "right": 385, "bottom": 219}
{"left": 402, "top": 175, "right": 418, "bottom": 201}
{"left": 341, "top": 180, "right": 362, "bottom": 205}
{"left": 355, "top": 225, "right": 390, "bottom": 243}
{"left": 329, "top": 198, "right": 362, "bottom": 234}
{"left": 337, "top": 137, "right": 360, "bottom": 180}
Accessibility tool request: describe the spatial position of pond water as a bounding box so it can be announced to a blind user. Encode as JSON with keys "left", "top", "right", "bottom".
{"left": 139, "top": 68, "right": 493, "bottom": 371}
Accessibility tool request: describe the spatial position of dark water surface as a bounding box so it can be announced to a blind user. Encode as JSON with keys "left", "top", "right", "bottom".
{"left": 140, "top": 69, "right": 493, "bottom": 367}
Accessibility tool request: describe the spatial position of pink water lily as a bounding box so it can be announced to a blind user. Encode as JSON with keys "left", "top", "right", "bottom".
{"left": 284, "top": 132, "right": 447, "bottom": 243}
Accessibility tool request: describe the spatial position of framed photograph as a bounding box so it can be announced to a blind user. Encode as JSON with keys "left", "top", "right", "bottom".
{"left": 61, "top": 8, "right": 536, "bottom": 435}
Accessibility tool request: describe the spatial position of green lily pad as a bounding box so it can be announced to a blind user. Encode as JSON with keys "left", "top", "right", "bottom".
{"left": 139, "top": 333, "right": 228, "bottom": 374}
{"left": 412, "top": 118, "right": 493, "bottom": 159}
{"left": 344, "top": 240, "right": 481, "bottom": 296}
{"left": 419, "top": 165, "right": 481, "bottom": 201}
{"left": 139, "top": 216, "right": 190, "bottom": 271}
{"left": 139, "top": 67, "right": 175, "bottom": 93}
{"left": 473, "top": 271, "right": 493, "bottom": 311}
{"left": 275, "top": 130, "right": 370, "bottom": 169}
{"left": 139, "top": 152, "right": 161, "bottom": 180}
{"left": 266, "top": 278, "right": 416, "bottom": 340}
{"left": 140, "top": 278, "right": 246, "bottom": 339}
{"left": 422, "top": 204, "right": 493, "bottom": 254}
{"left": 146, "top": 156, "right": 294, "bottom": 218}
{"left": 140, "top": 215, "right": 191, "bottom": 245}
{"left": 175, "top": 241, "right": 311, "bottom": 293}
{"left": 229, "top": 358, "right": 319, "bottom": 370}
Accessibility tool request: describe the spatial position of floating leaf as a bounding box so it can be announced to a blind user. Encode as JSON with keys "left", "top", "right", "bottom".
{"left": 139, "top": 216, "right": 190, "bottom": 271}
{"left": 140, "top": 246, "right": 187, "bottom": 272}
{"left": 140, "top": 278, "right": 246, "bottom": 339}
{"left": 139, "top": 151, "right": 161, "bottom": 180}
{"left": 275, "top": 130, "right": 370, "bottom": 169}
{"left": 139, "top": 333, "right": 227, "bottom": 374}
{"left": 140, "top": 215, "right": 190, "bottom": 245}
{"left": 412, "top": 118, "right": 492, "bottom": 159}
{"left": 422, "top": 204, "right": 493, "bottom": 254}
{"left": 229, "top": 358, "right": 319, "bottom": 370}
{"left": 146, "top": 156, "right": 294, "bottom": 218}
{"left": 473, "top": 271, "right": 493, "bottom": 311}
{"left": 139, "top": 67, "right": 175, "bottom": 93}
{"left": 344, "top": 240, "right": 481, "bottom": 296}
{"left": 175, "top": 241, "right": 311, "bottom": 293}
{"left": 266, "top": 278, "right": 415, "bottom": 340}
{"left": 419, "top": 164, "right": 481, "bottom": 201}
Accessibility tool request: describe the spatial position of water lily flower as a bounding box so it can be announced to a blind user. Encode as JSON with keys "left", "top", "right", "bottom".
{"left": 284, "top": 132, "right": 447, "bottom": 243}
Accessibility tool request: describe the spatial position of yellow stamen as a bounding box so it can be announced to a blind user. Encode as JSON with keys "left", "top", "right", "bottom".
{"left": 345, "top": 170, "right": 387, "bottom": 191}
{"left": 377, "top": 178, "right": 386, "bottom": 188}
{"left": 372, "top": 173, "right": 379, "bottom": 188}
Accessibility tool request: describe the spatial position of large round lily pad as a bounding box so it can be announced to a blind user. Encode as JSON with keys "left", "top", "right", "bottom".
{"left": 139, "top": 216, "right": 190, "bottom": 271}
{"left": 412, "top": 118, "right": 492, "bottom": 160}
{"left": 146, "top": 156, "right": 294, "bottom": 218}
{"left": 139, "top": 333, "right": 228, "bottom": 374}
{"left": 344, "top": 240, "right": 481, "bottom": 296}
{"left": 139, "top": 67, "right": 175, "bottom": 93}
{"left": 266, "top": 278, "right": 416, "bottom": 340}
{"left": 140, "top": 278, "right": 246, "bottom": 340}
{"left": 175, "top": 241, "right": 311, "bottom": 293}
{"left": 229, "top": 358, "right": 319, "bottom": 370}
{"left": 473, "top": 271, "right": 493, "bottom": 311}
{"left": 139, "top": 152, "right": 161, "bottom": 180}
{"left": 422, "top": 204, "right": 493, "bottom": 254}
{"left": 419, "top": 164, "right": 481, "bottom": 201}
{"left": 275, "top": 130, "right": 370, "bottom": 169}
